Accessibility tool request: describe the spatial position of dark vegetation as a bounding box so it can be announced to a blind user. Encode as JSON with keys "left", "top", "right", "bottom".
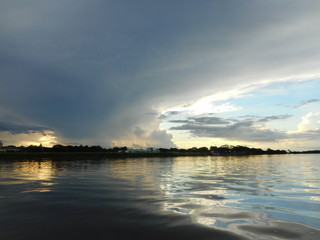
{"left": 0, "top": 144, "right": 288, "bottom": 156}
{"left": 1, "top": 140, "right": 318, "bottom": 158}
{"left": 159, "top": 145, "right": 287, "bottom": 155}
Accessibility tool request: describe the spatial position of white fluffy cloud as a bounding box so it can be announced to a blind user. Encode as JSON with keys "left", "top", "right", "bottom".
{"left": 298, "top": 112, "right": 320, "bottom": 132}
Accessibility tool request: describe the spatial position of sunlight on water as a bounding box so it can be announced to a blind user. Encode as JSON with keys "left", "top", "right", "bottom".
{"left": 159, "top": 155, "right": 320, "bottom": 239}
{"left": 0, "top": 154, "right": 320, "bottom": 240}
{"left": 0, "top": 160, "right": 58, "bottom": 193}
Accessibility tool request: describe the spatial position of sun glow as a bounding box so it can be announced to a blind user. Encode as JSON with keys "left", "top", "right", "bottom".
{"left": 0, "top": 130, "right": 59, "bottom": 147}
{"left": 21, "top": 131, "right": 58, "bottom": 147}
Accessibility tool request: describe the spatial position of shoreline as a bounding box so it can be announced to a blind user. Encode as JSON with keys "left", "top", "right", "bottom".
{"left": 1, "top": 151, "right": 318, "bottom": 160}
{"left": 0, "top": 152, "right": 208, "bottom": 159}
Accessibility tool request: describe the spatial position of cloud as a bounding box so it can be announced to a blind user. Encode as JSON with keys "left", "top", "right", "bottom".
{"left": 296, "top": 99, "right": 320, "bottom": 108}
{"left": 170, "top": 116, "right": 231, "bottom": 125}
{"left": 256, "top": 115, "right": 292, "bottom": 122}
{"left": 0, "top": 130, "right": 57, "bottom": 146}
{"left": 112, "top": 127, "right": 176, "bottom": 148}
{"left": 237, "top": 115, "right": 293, "bottom": 122}
{"left": 0, "top": 120, "right": 50, "bottom": 135}
{"left": 133, "top": 127, "right": 145, "bottom": 137}
{"left": 296, "top": 112, "right": 320, "bottom": 133}
{"left": 278, "top": 99, "right": 320, "bottom": 108}
{"left": 148, "top": 130, "right": 176, "bottom": 148}
{"left": 170, "top": 115, "right": 289, "bottom": 142}
{"left": 159, "top": 111, "right": 181, "bottom": 119}
{"left": 283, "top": 112, "right": 320, "bottom": 149}
{"left": 289, "top": 130, "right": 320, "bottom": 140}
{"left": 1, "top": 1, "right": 320, "bottom": 147}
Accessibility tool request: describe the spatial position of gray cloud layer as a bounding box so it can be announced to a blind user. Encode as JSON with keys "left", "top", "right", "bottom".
{"left": 1, "top": 1, "right": 320, "bottom": 146}
{"left": 170, "top": 115, "right": 290, "bottom": 142}
{"left": 293, "top": 99, "right": 319, "bottom": 108}
{"left": 0, "top": 120, "right": 49, "bottom": 135}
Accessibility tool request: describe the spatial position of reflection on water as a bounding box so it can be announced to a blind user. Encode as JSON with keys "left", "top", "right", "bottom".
{"left": 0, "top": 155, "right": 320, "bottom": 240}
{"left": 0, "top": 160, "right": 60, "bottom": 193}
{"left": 158, "top": 155, "right": 320, "bottom": 239}
{"left": 160, "top": 156, "right": 320, "bottom": 229}
{"left": 1, "top": 160, "right": 56, "bottom": 180}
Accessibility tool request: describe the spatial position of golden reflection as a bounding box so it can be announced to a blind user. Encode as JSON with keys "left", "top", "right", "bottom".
{"left": 22, "top": 188, "right": 51, "bottom": 193}
{"left": 13, "top": 161, "right": 59, "bottom": 192}
{"left": 15, "top": 161, "right": 55, "bottom": 181}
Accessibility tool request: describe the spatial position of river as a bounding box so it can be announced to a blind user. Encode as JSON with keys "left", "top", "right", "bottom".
{"left": 0, "top": 154, "right": 319, "bottom": 239}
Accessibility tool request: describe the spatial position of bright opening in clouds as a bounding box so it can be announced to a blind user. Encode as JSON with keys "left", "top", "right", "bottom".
{"left": 1, "top": 0, "right": 320, "bottom": 150}
{"left": 161, "top": 80, "right": 320, "bottom": 150}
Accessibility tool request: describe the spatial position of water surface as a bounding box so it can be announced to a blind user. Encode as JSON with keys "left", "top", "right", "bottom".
{"left": 0, "top": 154, "right": 319, "bottom": 239}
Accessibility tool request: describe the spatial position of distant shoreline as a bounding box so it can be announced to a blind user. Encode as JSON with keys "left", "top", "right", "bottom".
{"left": 0, "top": 151, "right": 319, "bottom": 160}
{"left": 2, "top": 152, "right": 207, "bottom": 159}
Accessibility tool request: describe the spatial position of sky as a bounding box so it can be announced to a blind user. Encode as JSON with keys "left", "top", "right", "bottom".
{"left": 1, "top": 0, "right": 320, "bottom": 151}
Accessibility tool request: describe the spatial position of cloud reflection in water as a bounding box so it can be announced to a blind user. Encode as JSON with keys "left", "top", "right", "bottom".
{"left": 159, "top": 155, "right": 320, "bottom": 239}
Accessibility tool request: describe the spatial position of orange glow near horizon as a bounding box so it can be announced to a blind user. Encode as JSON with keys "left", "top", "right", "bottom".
{"left": 0, "top": 130, "right": 59, "bottom": 147}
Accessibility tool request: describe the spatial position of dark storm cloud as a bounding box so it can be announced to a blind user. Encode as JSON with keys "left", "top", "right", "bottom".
{"left": 0, "top": 120, "right": 49, "bottom": 135}
{"left": 170, "top": 115, "right": 289, "bottom": 142}
{"left": 1, "top": 0, "right": 320, "bottom": 146}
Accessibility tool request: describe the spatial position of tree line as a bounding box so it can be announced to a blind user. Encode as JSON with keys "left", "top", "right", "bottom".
{"left": 1, "top": 143, "right": 289, "bottom": 155}
{"left": 159, "top": 145, "right": 287, "bottom": 155}
{"left": 16, "top": 144, "right": 128, "bottom": 153}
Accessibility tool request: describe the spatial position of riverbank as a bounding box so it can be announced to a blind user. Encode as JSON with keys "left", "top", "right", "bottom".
{"left": 1, "top": 151, "right": 318, "bottom": 160}
{"left": 0, "top": 151, "right": 210, "bottom": 159}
